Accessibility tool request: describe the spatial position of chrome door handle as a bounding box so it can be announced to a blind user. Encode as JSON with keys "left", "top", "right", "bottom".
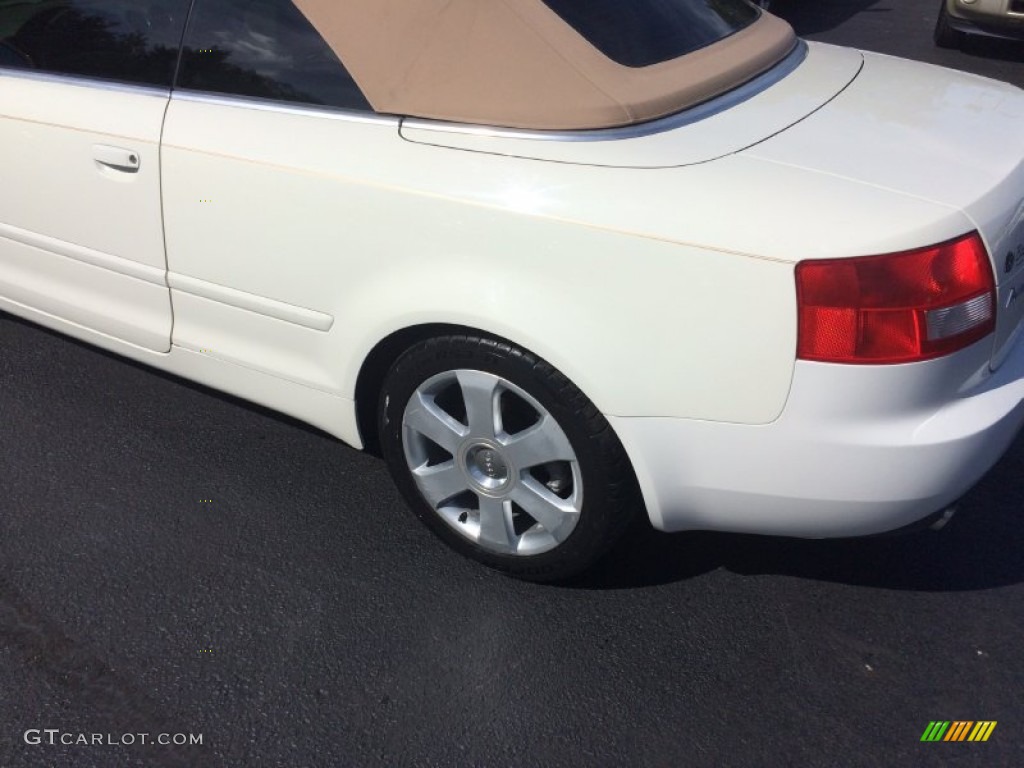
{"left": 93, "top": 144, "right": 141, "bottom": 173}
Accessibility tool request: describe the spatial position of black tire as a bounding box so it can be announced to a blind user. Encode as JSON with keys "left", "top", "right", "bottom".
{"left": 378, "top": 334, "right": 642, "bottom": 582}
{"left": 934, "top": 2, "right": 964, "bottom": 49}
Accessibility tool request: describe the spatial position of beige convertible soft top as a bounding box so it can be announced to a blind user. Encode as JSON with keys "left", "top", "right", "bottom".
{"left": 292, "top": 0, "right": 797, "bottom": 130}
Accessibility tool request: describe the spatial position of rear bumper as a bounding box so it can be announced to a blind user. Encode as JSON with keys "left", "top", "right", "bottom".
{"left": 611, "top": 333, "right": 1024, "bottom": 537}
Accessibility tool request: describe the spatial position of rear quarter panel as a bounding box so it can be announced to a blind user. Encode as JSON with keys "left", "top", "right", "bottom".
{"left": 162, "top": 99, "right": 972, "bottom": 438}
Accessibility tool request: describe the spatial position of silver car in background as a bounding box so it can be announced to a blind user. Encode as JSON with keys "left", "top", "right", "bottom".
{"left": 935, "top": 0, "right": 1024, "bottom": 47}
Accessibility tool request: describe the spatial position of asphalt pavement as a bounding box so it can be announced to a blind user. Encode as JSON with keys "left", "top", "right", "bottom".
{"left": 2, "top": 2, "right": 1023, "bottom": 766}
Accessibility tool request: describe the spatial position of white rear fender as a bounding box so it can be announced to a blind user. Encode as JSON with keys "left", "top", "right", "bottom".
{"left": 336, "top": 213, "right": 797, "bottom": 425}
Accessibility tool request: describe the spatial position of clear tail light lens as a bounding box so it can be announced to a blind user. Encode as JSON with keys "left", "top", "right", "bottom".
{"left": 796, "top": 232, "right": 995, "bottom": 364}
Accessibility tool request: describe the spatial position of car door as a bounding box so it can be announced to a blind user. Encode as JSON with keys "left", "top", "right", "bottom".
{"left": 0, "top": 0, "right": 188, "bottom": 352}
{"left": 160, "top": 0, "right": 390, "bottom": 391}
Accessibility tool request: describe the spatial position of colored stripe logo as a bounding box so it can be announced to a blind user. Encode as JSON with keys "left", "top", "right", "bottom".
{"left": 921, "top": 721, "right": 997, "bottom": 742}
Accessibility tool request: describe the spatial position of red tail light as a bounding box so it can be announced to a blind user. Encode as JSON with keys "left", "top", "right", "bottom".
{"left": 796, "top": 232, "right": 996, "bottom": 364}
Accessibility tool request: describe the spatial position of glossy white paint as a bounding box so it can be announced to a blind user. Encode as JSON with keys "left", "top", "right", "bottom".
{"left": 2, "top": 40, "right": 1024, "bottom": 540}
{"left": 748, "top": 51, "right": 1024, "bottom": 214}
{"left": 0, "top": 72, "right": 173, "bottom": 351}
{"left": 157, "top": 45, "right": 990, "bottom": 432}
{"left": 162, "top": 93, "right": 812, "bottom": 426}
{"left": 614, "top": 331, "right": 1024, "bottom": 535}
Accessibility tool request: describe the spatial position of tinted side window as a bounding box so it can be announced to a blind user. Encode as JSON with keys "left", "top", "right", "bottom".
{"left": 0, "top": 0, "right": 189, "bottom": 87}
{"left": 178, "top": 0, "right": 371, "bottom": 112}
{"left": 542, "top": 0, "right": 760, "bottom": 68}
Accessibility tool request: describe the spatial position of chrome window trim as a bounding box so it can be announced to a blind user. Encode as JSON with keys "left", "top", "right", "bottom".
{"left": 0, "top": 66, "right": 170, "bottom": 97}
{"left": 400, "top": 40, "right": 808, "bottom": 143}
{"left": 171, "top": 89, "right": 397, "bottom": 126}
{"left": 1, "top": 39, "right": 805, "bottom": 138}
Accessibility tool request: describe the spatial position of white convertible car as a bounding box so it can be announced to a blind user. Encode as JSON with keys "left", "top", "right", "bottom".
{"left": 2, "top": 0, "right": 1023, "bottom": 580}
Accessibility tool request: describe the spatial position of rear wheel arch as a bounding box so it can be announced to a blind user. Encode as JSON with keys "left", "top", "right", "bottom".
{"left": 372, "top": 331, "right": 645, "bottom": 580}
{"left": 354, "top": 322, "right": 613, "bottom": 454}
{"left": 355, "top": 324, "right": 585, "bottom": 451}
{"left": 355, "top": 323, "right": 472, "bottom": 455}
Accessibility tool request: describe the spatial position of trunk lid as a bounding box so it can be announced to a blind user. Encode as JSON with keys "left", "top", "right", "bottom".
{"left": 744, "top": 50, "right": 1024, "bottom": 369}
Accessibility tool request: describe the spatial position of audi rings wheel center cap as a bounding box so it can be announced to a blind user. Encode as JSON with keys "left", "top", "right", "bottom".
{"left": 464, "top": 443, "right": 511, "bottom": 492}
